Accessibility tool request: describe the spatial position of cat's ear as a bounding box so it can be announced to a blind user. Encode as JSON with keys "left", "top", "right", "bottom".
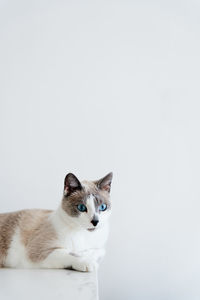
{"left": 64, "top": 173, "right": 82, "bottom": 196}
{"left": 95, "top": 172, "right": 113, "bottom": 193}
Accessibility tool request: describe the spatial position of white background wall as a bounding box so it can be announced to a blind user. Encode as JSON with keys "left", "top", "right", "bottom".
{"left": 1, "top": 1, "right": 200, "bottom": 299}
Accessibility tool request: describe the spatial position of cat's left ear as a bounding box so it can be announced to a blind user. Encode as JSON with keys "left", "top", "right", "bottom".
{"left": 64, "top": 173, "right": 82, "bottom": 196}
{"left": 95, "top": 172, "right": 113, "bottom": 193}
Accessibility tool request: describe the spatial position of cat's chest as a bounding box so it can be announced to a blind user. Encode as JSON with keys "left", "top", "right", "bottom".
{"left": 64, "top": 232, "right": 87, "bottom": 252}
{"left": 57, "top": 227, "right": 108, "bottom": 253}
{"left": 57, "top": 230, "right": 92, "bottom": 252}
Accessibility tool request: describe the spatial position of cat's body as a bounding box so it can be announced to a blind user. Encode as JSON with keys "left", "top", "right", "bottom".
{"left": 0, "top": 173, "right": 112, "bottom": 271}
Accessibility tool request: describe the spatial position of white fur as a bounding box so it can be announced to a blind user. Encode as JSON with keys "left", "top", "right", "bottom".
{"left": 86, "top": 194, "right": 96, "bottom": 218}
{"left": 5, "top": 228, "right": 34, "bottom": 268}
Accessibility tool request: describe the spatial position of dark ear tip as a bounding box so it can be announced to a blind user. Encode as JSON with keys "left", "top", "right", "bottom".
{"left": 65, "top": 173, "right": 75, "bottom": 178}
{"left": 64, "top": 173, "right": 73, "bottom": 183}
{"left": 107, "top": 172, "right": 113, "bottom": 179}
{"left": 64, "top": 173, "right": 79, "bottom": 185}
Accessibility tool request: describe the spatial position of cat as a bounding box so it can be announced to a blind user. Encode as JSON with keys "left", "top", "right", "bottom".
{"left": 0, "top": 172, "right": 113, "bottom": 271}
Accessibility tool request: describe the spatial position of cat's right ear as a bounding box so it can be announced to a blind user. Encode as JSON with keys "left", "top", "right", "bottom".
{"left": 64, "top": 173, "right": 82, "bottom": 196}
{"left": 95, "top": 172, "right": 113, "bottom": 193}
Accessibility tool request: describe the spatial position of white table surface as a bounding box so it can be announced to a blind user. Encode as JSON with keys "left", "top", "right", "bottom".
{"left": 0, "top": 269, "right": 98, "bottom": 300}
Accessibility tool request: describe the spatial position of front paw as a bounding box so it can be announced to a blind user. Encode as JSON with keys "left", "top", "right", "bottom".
{"left": 72, "top": 259, "right": 97, "bottom": 272}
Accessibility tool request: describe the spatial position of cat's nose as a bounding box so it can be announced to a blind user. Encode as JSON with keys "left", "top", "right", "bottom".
{"left": 91, "top": 218, "right": 99, "bottom": 227}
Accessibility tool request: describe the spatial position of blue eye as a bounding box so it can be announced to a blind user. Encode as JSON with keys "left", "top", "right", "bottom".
{"left": 77, "top": 204, "right": 87, "bottom": 212}
{"left": 99, "top": 204, "right": 107, "bottom": 211}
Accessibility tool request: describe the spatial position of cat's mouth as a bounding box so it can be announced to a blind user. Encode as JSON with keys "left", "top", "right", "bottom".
{"left": 87, "top": 228, "right": 97, "bottom": 232}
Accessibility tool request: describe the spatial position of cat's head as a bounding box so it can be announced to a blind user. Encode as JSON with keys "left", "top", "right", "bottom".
{"left": 61, "top": 172, "right": 113, "bottom": 231}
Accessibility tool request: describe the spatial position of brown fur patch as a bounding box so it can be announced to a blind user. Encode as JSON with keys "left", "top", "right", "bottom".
{"left": 0, "top": 211, "right": 22, "bottom": 267}
{"left": 19, "top": 210, "right": 57, "bottom": 263}
{"left": 62, "top": 189, "right": 88, "bottom": 217}
{"left": 0, "top": 209, "right": 58, "bottom": 266}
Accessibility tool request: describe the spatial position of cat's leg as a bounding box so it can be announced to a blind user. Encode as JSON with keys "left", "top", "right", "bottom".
{"left": 40, "top": 248, "right": 97, "bottom": 272}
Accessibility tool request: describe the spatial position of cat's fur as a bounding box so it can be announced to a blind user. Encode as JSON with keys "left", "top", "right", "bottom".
{"left": 0, "top": 172, "right": 113, "bottom": 271}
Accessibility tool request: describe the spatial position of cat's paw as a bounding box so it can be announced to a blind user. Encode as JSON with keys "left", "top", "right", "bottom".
{"left": 72, "top": 259, "right": 97, "bottom": 272}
